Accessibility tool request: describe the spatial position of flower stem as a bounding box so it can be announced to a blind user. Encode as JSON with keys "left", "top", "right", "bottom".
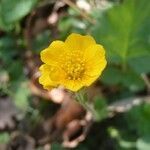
{"left": 75, "top": 90, "right": 97, "bottom": 120}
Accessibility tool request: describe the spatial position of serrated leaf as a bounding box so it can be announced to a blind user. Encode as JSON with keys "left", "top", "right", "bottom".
{"left": 92, "top": 0, "right": 150, "bottom": 69}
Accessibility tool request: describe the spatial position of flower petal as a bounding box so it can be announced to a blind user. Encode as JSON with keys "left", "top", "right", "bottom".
{"left": 83, "top": 44, "right": 107, "bottom": 84}
{"left": 40, "top": 40, "right": 65, "bottom": 66}
{"left": 39, "top": 64, "right": 57, "bottom": 89}
{"left": 49, "top": 67, "right": 66, "bottom": 82}
{"left": 62, "top": 80, "right": 84, "bottom": 92}
{"left": 84, "top": 44, "right": 105, "bottom": 61}
{"left": 65, "top": 33, "right": 96, "bottom": 51}
{"left": 82, "top": 74, "right": 99, "bottom": 86}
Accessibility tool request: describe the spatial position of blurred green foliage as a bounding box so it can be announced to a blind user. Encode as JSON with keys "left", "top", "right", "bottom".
{"left": 92, "top": 0, "right": 150, "bottom": 94}
{"left": 94, "top": 97, "right": 108, "bottom": 121}
{"left": 0, "top": 0, "right": 150, "bottom": 149}
{"left": 127, "top": 103, "right": 150, "bottom": 136}
{"left": 0, "top": 132, "right": 10, "bottom": 144}
{"left": 0, "top": 0, "right": 37, "bottom": 31}
{"left": 92, "top": 0, "right": 150, "bottom": 68}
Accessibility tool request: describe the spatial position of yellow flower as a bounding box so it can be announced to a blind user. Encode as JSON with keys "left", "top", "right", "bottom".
{"left": 39, "top": 33, "right": 107, "bottom": 91}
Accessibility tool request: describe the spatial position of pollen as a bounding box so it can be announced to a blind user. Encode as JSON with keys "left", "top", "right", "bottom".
{"left": 62, "top": 51, "right": 85, "bottom": 80}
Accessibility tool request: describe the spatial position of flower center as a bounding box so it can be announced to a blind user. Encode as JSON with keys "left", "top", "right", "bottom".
{"left": 62, "top": 51, "right": 85, "bottom": 80}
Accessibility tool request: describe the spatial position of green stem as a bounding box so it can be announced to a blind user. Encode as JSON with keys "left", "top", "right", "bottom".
{"left": 75, "top": 90, "right": 97, "bottom": 120}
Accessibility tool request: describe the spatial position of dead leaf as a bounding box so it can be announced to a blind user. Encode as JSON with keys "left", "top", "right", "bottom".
{"left": 0, "top": 96, "right": 17, "bottom": 130}
{"left": 7, "top": 132, "right": 35, "bottom": 150}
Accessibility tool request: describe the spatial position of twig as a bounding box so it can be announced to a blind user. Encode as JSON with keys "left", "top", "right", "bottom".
{"left": 62, "top": 0, "right": 96, "bottom": 24}
{"left": 108, "top": 96, "right": 150, "bottom": 117}
{"left": 141, "top": 73, "right": 150, "bottom": 93}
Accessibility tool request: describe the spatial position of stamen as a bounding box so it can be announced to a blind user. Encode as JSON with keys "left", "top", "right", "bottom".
{"left": 62, "top": 51, "right": 85, "bottom": 80}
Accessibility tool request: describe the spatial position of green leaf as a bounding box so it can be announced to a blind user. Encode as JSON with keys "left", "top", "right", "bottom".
{"left": 127, "top": 103, "right": 150, "bottom": 136}
{"left": 94, "top": 97, "right": 108, "bottom": 121}
{"left": 121, "top": 71, "right": 145, "bottom": 92}
{"left": 0, "top": 36, "right": 19, "bottom": 64}
{"left": 128, "top": 56, "right": 150, "bottom": 74}
{"left": 101, "top": 66, "right": 123, "bottom": 85}
{"left": 8, "top": 60, "right": 24, "bottom": 81}
{"left": 13, "top": 81, "right": 30, "bottom": 111}
{"left": 0, "top": 0, "right": 37, "bottom": 30}
{"left": 136, "top": 137, "right": 150, "bottom": 150}
{"left": 0, "top": 13, "right": 14, "bottom": 31}
{"left": 101, "top": 66, "right": 145, "bottom": 91}
{"left": 58, "top": 7, "right": 87, "bottom": 39}
{"left": 32, "top": 30, "right": 51, "bottom": 53}
{"left": 51, "top": 143, "right": 65, "bottom": 150}
{"left": 0, "top": 36, "right": 16, "bottom": 48}
{"left": 0, "top": 133, "right": 10, "bottom": 144}
{"left": 92, "top": 0, "right": 150, "bottom": 69}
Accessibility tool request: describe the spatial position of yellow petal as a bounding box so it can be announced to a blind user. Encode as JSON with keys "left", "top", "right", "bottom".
{"left": 39, "top": 64, "right": 57, "bottom": 89}
{"left": 84, "top": 44, "right": 105, "bottom": 61}
{"left": 82, "top": 61, "right": 106, "bottom": 87}
{"left": 40, "top": 40, "right": 65, "bottom": 66}
{"left": 49, "top": 67, "right": 66, "bottom": 82}
{"left": 82, "top": 74, "right": 100, "bottom": 86}
{"left": 85, "top": 58, "right": 107, "bottom": 77}
{"left": 62, "top": 79, "right": 84, "bottom": 92}
{"left": 65, "top": 33, "right": 96, "bottom": 51}
{"left": 83, "top": 44, "right": 107, "bottom": 83}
